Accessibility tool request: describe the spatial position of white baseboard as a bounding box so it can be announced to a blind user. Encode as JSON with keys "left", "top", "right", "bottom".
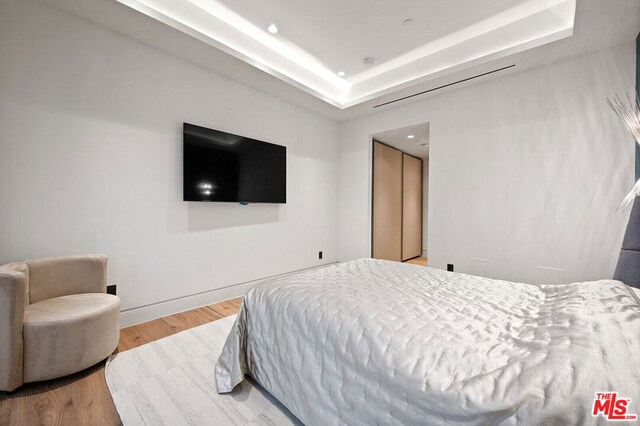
{"left": 119, "top": 281, "right": 252, "bottom": 327}
{"left": 119, "top": 262, "right": 338, "bottom": 327}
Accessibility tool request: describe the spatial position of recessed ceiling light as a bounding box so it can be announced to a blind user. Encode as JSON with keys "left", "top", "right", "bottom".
{"left": 267, "top": 24, "right": 278, "bottom": 34}
{"left": 403, "top": 18, "right": 414, "bottom": 26}
{"left": 337, "top": 71, "right": 345, "bottom": 77}
{"left": 407, "top": 135, "right": 415, "bottom": 139}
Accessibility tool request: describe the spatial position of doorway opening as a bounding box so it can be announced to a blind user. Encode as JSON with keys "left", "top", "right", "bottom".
{"left": 371, "top": 122, "right": 429, "bottom": 266}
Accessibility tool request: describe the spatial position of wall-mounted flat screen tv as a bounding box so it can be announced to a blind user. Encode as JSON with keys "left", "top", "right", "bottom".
{"left": 183, "top": 123, "right": 286, "bottom": 203}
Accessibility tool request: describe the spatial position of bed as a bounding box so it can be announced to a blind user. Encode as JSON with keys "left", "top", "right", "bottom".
{"left": 215, "top": 259, "right": 640, "bottom": 425}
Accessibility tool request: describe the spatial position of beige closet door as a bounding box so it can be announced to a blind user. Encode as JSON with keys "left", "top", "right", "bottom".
{"left": 402, "top": 153, "right": 422, "bottom": 260}
{"left": 372, "top": 142, "right": 402, "bottom": 261}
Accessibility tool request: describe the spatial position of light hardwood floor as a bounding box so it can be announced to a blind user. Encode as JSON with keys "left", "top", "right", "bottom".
{"left": 0, "top": 297, "right": 244, "bottom": 426}
{"left": 404, "top": 256, "right": 428, "bottom": 266}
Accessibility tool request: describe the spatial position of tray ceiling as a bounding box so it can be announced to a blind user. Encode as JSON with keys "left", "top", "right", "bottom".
{"left": 115, "top": 0, "right": 576, "bottom": 108}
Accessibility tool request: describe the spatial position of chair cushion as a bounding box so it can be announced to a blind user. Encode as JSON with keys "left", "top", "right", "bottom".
{"left": 23, "top": 293, "right": 120, "bottom": 383}
{"left": 26, "top": 255, "right": 107, "bottom": 304}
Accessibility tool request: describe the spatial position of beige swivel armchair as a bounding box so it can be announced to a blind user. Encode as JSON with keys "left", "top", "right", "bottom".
{"left": 0, "top": 255, "right": 120, "bottom": 392}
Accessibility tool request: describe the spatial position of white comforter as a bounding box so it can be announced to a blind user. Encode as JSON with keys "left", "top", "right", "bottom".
{"left": 216, "top": 259, "right": 640, "bottom": 425}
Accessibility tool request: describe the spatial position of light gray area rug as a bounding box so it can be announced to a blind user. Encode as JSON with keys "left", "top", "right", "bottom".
{"left": 105, "top": 315, "right": 302, "bottom": 425}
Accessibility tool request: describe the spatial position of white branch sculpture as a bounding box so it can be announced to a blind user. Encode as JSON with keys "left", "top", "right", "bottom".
{"left": 608, "top": 92, "right": 640, "bottom": 210}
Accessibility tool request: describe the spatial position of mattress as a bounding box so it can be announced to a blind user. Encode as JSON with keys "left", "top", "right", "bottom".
{"left": 215, "top": 259, "right": 640, "bottom": 425}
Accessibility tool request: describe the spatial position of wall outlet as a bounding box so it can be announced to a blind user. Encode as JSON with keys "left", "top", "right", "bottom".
{"left": 107, "top": 284, "right": 117, "bottom": 295}
{"left": 319, "top": 251, "right": 323, "bottom": 260}
{"left": 447, "top": 264, "right": 454, "bottom": 272}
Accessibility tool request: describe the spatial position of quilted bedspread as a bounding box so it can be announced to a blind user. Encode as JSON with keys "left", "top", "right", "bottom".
{"left": 215, "top": 259, "right": 640, "bottom": 425}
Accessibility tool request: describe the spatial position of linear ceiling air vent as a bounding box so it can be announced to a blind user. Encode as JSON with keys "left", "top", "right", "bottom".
{"left": 373, "top": 64, "right": 516, "bottom": 109}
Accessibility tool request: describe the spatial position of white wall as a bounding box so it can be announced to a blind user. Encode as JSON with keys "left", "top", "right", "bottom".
{"left": 338, "top": 44, "right": 636, "bottom": 284}
{"left": 0, "top": 0, "right": 339, "bottom": 325}
{"left": 1, "top": 0, "right": 635, "bottom": 327}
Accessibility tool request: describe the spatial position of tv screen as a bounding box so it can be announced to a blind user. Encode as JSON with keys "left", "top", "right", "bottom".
{"left": 183, "top": 123, "right": 286, "bottom": 203}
